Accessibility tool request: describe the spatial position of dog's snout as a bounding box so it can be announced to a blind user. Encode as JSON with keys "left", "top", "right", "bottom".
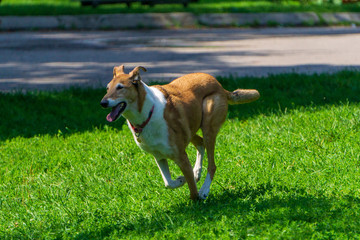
{"left": 100, "top": 99, "right": 109, "bottom": 108}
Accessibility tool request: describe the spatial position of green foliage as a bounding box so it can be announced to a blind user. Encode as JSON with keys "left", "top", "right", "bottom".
{"left": 1, "top": 71, "right": 360, "bottom": 239}
{"left": 1, "top": 0, "right": 360, "bottom": 16}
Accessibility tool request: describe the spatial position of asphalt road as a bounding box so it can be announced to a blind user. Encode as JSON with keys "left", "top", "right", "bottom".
{"left": 1, "top": 27, "right": 360, "bottom": 91}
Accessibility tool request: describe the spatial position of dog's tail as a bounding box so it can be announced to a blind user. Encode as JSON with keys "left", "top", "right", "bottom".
{"left": 226, "top": 89, "right": 260, "bottom": 105}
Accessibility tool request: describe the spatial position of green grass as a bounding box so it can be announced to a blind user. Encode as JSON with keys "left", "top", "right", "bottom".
{"left": 1, "top": 71, "right": 360, "bottom": 239}
{"left": 1, "top": 0, "right": 360, "bottom": 16}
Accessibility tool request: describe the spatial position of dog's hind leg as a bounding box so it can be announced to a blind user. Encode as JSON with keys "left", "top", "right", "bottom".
{"left": 199, "top": 94, "right": 228, "bottom": 199}
{"left": 191, "top": 135, "right": 205, "bottom": 182}
{"left": 156, "top": 159, "right": 186, "bottom": 189}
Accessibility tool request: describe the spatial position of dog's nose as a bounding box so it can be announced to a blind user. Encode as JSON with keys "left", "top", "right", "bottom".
{"left": 100, "top": 99, "right": 109, "bottom": 108}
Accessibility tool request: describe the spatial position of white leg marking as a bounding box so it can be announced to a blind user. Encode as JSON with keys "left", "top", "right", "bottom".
{"left": 199, "top": 173, "right": 212, "bottom": 199}
{"left": 156, "top": 159, "right": 186, "bottom": 189}
{"left": 193, "top": 146, "right": 205, "bottom": 182}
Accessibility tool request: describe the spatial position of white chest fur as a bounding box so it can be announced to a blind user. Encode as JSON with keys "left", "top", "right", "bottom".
{"left": 126, "top": 85, "right": 174, "bottom": 160}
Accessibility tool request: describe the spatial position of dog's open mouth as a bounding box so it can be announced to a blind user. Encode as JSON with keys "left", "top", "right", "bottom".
{"left": 106, "top": 102, "right": 127, "bottom": 122}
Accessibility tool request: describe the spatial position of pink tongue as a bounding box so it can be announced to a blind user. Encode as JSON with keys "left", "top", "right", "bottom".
{"left": 106, "top": 104, "right": 122, "bottom": 122}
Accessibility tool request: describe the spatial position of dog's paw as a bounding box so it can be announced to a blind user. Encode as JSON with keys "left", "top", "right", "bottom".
{"left": 175, "top": 176, "right": 186, "bottom": 188}
{"left": 198, "top": 192, "right": 208, "bottom": 200}
{"left": 193, "top": 169, "right": 201, "bottom": 182}
{"left": 199, "top": 186, "right": 210, "bottom": 200}
{"left": 198, "top": 189, "right": 209, "bottom": 200}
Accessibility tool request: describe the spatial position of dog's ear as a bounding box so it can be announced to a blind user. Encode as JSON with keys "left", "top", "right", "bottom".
{"left": 113, "top": 65, "right": 125, "bottom": 77}
{"left": 129, "top": 66, "right": 147, "bottom": 83}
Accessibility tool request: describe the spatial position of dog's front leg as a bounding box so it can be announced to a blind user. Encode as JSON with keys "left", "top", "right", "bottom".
{"left": 176, "top": 152, "right": 199, "bottom": 200}
{"left": 155, "top": 159, "right": 186, "bottom": 189}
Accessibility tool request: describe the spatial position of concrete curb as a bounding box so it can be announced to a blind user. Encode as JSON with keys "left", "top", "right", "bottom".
{"left": 1, "top": 12, "right": 360, "bottom": 30}
{"left": 198, "top": 13, "right": 320, "bottom": 27}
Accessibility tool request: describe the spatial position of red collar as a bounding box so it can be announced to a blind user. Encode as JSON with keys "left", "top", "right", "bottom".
{"left": 129, "top": 105, "right": 155, "bottom": 137}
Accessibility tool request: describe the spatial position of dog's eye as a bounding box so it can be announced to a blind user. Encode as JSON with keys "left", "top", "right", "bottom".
{"left": 116, "top": 84, "right": 123, "bottom": 90}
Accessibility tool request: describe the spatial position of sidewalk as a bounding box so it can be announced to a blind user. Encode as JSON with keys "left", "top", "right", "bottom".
{"left": 1, "top": 12, "right": 360, "bottom": 30}
{"left": 1, "top": 27, "right": 360, "bottom": 91}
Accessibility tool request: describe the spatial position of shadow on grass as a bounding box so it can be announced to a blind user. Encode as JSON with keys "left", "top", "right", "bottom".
{"left": 0, "top": 87, "right": 126, "bottom": 141}
{"left": 219, "top": 70, "right": 360, "bottom": 120}
{"left": 77, "top": 183, "right": 360, "bottom": 239}
{"left": 0, "top": 70, "right": 359, "bottom": 141}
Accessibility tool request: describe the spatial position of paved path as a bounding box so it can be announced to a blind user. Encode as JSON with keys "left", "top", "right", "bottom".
{"left": 1, "top": 27, "right": 360, "bottom": 91}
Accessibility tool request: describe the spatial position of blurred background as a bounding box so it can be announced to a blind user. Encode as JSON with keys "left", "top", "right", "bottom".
{"left": 0, "top": 0, "right": 359, "bottom": 16}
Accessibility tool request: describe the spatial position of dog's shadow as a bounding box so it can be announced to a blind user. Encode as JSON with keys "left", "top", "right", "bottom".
{"left": 77, "top": 183, "right": 359, "bottom": 238}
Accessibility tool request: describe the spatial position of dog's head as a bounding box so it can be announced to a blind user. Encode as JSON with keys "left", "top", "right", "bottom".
{"left": 100, "top": 65, "right": 147, "bottom": 122}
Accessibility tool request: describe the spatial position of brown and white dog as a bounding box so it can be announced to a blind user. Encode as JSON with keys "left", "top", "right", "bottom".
{"left": 100, "top": 65, "right": 260, "bottom": 200}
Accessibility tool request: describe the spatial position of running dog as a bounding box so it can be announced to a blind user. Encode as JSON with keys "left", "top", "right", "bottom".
{"left": 100, "top": 65, "right": 260, "bottom": 200}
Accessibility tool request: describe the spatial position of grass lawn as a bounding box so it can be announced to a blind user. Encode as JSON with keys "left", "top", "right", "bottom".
{"left": 1, "top": 0, "right": 360, "bottom": 16}
{"left": 1, "top": 71, "right": 360, "bottom": 239}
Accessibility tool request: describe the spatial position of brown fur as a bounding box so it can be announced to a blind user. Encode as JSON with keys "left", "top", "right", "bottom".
{"left": 103, "top": 65, "right": 147, "bottom": 114}
{"left": 102, "top": 66, "right": 260, "bottom": 200}
{"left": 153, "top": 73, "right": 259, "bottom": 200}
